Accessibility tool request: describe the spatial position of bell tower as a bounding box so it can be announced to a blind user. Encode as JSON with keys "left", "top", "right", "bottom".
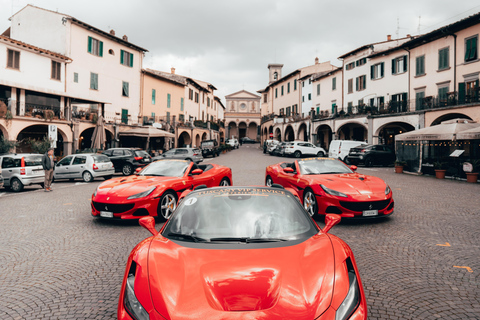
{"left": 268, "top": 64, "right": 284, "bottom": 84}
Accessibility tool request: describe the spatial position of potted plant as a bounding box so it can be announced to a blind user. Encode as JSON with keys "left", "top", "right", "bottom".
{"left": 394, "top": 160, "right": 407, "bottom": 173}
{"left": 433, "top": 161, "right": 448, "bottom": 179}
{"left": 465, "top": 159, "right": 480, "bottom": 183}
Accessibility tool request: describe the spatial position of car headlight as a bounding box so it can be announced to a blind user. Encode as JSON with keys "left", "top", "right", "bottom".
{"left": 127, "top": 187, "right": 156, "bottom": 200}
{"left": 335, "top": 259, "right": 361, "bottom": 320}
{"left": 321, "top": 185, "right": 348, "bottom": 198}
{"left": 124, "top": 263, "right": 149, "bottom": 320}
{"left": 385, "top": 185, "right": 391, "bottom": 195}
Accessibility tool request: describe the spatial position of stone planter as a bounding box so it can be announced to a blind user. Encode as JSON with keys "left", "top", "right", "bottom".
{"left": 435, "top": 169, "right": 446, "bottom": 179}
{"left": 466, "top": 172, "right": 478, "bottom": 183}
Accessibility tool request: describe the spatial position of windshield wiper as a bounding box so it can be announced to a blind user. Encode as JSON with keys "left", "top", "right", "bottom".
{"left": 209, "top": 237, "right": 287, "bottom": 243}
{"left": 167, "top": 232, "right": 208, "bottom": 243}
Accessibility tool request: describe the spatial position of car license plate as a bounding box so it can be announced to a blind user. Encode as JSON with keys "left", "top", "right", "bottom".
{"left": 363, "top": 210, "right": 378, "bottom": 217}
{"left": 100, "top": 211, "right": 113, "bottom": 218}
{"left": 144, "top": 158, "right": 150, "bottom": 162}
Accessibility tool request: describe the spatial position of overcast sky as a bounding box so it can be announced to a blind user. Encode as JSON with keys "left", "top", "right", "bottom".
{"left": 1, "top": 0, "right": 480, "bottom": 102}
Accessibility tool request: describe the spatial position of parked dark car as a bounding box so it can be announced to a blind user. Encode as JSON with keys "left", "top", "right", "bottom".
{"left": 347, "top": 144, "right": 395, "bottom": 167}
{"left": 200, "top": 139, "right": 220, "bottom": 158}
{"left": 102, "top": 148, "right": 152, "bottom": 175}
{"left": 271, "top": 142, "right": 289, "bottom": 156}
{"left": 240, "top": 137, "right": 258, "bottom": 144}
{"left": 153, "top": 148, "right": 203, "bottom": 164}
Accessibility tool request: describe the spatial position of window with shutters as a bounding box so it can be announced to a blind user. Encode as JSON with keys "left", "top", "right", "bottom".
{"left": 287, "top": 82, "right": 290, "bottom": 93}
{"left": 74, "top": 72, "right": 79, "bottom": 83}
{"left": 275, "top": 88, "right": 278, "bottom": 98}
{"left": 286, "top": 106, "right": 291, "bottom": 116}
{"left": 415, "top": 90, "right": 425, "bottom": 110}
{"left": 392, "top": 55, "right": 407, "bottom": 75}
{"left": 120, "top": 50, "right": 133, "bottom": 67}
{"left": 294, "top": 79, "right": 297, "bottom": 90}
{"left": 438, "top": 48, "right": 449, "bottom": 70}
{"left": 194, "top": 92, "right": 199, "bottom": 103}
{"left": 7, "top": 49, "right": 20, "bottom": 70}
{"left": 152, "top": 89, "right": 156, "bottom": 104}
{"left": 181, "top": 98, "right": 184, "bottom": 111}
{"left": 347, "top": 79, "right": 353, "bottom": 94}
{"left": 317, "top": 84, "right": 320, "bottom": 96}
{"left": 371, "top": 62, "right": 384, "bottom": 80}
{"left": 356, "top": 75, "right": 366, "bottom": 91}
{"left": 416, "top": 55, "right": 425, "bottom": 76}
{"left": 122, "top": 81, "right": 129, "bottom": 97}
{"left": 121, "top": 109, "right": 128, "bottom": 124}
{"left": 90, "top": 72, "right": 98, "bottom": 90}
{"left": 167, "top": 93, "right": 171, "bottom": 108}
{"left": 332, "top": 77, "right": 336, "bottom": 90}
{"left": 189, "top": 89, "right": 193, "bottom": 100}
{"left": 345, "top": 62, "right": 355, "bottom": 70}
{"left": 87, "top": 37, "right": 103, "bottom": 57}
{"left": 51, "top": 61, "right": 61, "bottom": 80}
{"left": 281, "top": 85, "right": 284, "bottom": 96}
{"left": 438, "top": 86, "right": 449, "bottom": 104}
{"left": 356, "top": 58, "right": 367, "bottom": 66}
{"left": 465, "top": 36, "right": 478, "bottom": 62}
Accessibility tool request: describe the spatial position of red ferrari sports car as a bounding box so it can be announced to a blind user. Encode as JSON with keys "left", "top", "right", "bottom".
{"left": 91, "top": 159, "right": 232, "bottom": 221}
{"left": 265, "top": 157, "right": 394, "bottom": 219}
{"left": 118, "top": 186, "right": 367, "bottom": 320}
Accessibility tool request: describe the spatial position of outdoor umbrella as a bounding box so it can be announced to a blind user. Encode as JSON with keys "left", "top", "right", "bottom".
{"left": 395, "top": 118, "right": 479, "bottom": 141}
{"left": 118, "top": 126, "right": 175, "bottom": 151}
{"left": 456, "top": 125, "right": 480, "bottom": 140}
{"left": 91, "top": 114, "right": 106, "bottom": 150}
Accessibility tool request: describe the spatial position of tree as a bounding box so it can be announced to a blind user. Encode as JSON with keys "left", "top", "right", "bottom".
{"left": 28, "top": 136, "right": 52, "bottom": 154}
{"left": 0, "top": 136, "right": 17, "bottom": 154}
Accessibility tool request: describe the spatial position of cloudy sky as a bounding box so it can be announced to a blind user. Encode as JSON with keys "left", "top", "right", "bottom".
{"left": 1, "top": 0, "right": 480, "bottom": 101}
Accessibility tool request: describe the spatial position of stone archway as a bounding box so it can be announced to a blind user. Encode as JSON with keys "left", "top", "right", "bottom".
{"left": 430, "top": 113, "right": 472, "bottom": 126}
{"left": 376, "top": 121, "right": 416, "bottom": 146}
{"left": 284, "top": 125, "right": 295, "bottom": 141}
{"left": 337, "top": 123, "right": 367, "bottom": 141}
{"left": 195, "top": 134, "right": 201, "bottom": 148}
{"left": 298, "top": 123, "right": 308, "bottom": 141}
{"left": 16, "top": 124, "right": 66, "bottom": 156}
{"left": 316, "top": 124, "right": 333, "bottom": 150}
{"left": 247, "top": 122, "right": 258, "bottom": 140}
{"left": 238, "top": 122, "right": 247, "bottom": 139}
{"left": 274, "top": 128, "right": 282, "bottom": 141}
{"left": 228, "top": 121, "right": 238, "bottom": 139}
{"left": 178, "top": 131, "right": 191, "bottom": 147}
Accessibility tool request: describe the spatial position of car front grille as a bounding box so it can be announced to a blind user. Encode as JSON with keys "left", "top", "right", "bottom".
{"left": 92, "top": 201, "right": 135, "bottom": 213}
{"left": 339, "top": 199, "right": 391, "bottom": 212}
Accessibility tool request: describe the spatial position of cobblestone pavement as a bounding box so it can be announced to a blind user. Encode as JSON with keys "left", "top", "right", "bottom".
{"left": 0, "top": 145, "right": 479, "bottom": 319}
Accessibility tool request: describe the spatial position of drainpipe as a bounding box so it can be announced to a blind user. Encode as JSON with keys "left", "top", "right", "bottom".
{"left": 403, "top": 48, "right": 411, "bottom": 112}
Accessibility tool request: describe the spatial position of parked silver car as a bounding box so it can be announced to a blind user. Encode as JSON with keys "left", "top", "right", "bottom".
{"left": 153, "top": 148, "right": 203, "bottom": 163}
{"left": 54, "top": 153, "right": 114, "bottom": 182}
{"left": 0, "top": 153, "right": 45, "bottom": 192}
{"left": 283, "top": 141, "right": 327, "bottom": 158}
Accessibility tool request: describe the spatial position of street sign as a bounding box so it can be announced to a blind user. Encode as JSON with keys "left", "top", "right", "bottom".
{"left": 269, "top": 133, "right": 273, "bottom": 138}
{"left": 48, "top": 125, "right": 57, "bottom": 148}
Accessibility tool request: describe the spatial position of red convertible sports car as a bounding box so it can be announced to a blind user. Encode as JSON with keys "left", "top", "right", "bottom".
{"left": 91, "top": 159, "right": 232, "bottom": 221}
{"left": 118, "top": 186, "right": 367, "bottom": 320}
{"left": 265, "top": 157, "right": 394, "bottom": 219}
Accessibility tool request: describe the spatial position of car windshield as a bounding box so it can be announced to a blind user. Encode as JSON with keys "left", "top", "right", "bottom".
{"left": 92, "top": 155, "right": 111, "bottom": 163}
{"left": 24, "top": 155, "right": 43, "bottom": 166}
{"left": 135, "top": 150, "right": 149, "bottom": 157}
{"left": 298, "top": 158, "right": 354, "bottom": 175}
{"left": 202, "top": 141, "right": 214, "bottom": 147}
{"left": 163, "top": 187, "right": 318, "bottom": 243}
{"left": 139, "top": 160, "right": 189, "bottom": 177}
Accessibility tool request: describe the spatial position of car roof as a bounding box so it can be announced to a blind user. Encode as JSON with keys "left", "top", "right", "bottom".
{"left": 0, "top": 153, "right": 42, "bottom": 157}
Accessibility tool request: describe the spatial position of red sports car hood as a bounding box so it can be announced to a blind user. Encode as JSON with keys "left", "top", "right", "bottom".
{"left": 314, "top": 173, "right": 388, "bottom": 199}
{"left": 147, "top": 235, "right": 335, "bottom": 319}
{"left": 96, "top": 176, "right": 177, "bottom": 199}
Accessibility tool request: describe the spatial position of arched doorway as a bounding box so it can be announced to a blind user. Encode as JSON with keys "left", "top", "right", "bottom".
{"left": 316, "top": 125, "right": 333, "bottom": 150}
{"left": 17, "top": 124, "right": 65, "bottom": 156}
{"left": 431, "top": 113, "right": 472, "bottom": 126}
{"left": 298, "top": 123, "right": 308, "bottom": 141}
{"left": 247, "top": 122, "right": 258, "bottom": 140}
{"left": 178, "top": 131, "right": 191, "bottom": 147}
{"left": 377, "top": 122, "right": 416, "bottom": 146}
{"left": 337, "top": 123, "right": 367, "bottom": 141}
{"left": 284, "top": 125, "right": 295, "bottom": 141}
{"left": 238, "top": 122, "right": 247, "bottom": 139}
{"left": 274, "top": 128, "right": 282, "bottom": 141}
{"left": 228, "top": 121, "right": 238, "bottom": 139}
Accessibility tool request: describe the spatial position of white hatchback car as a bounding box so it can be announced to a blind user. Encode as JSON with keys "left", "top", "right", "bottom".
{"left": 0, "top": 153, "right": 45, "bottom": 192}
{"left": 226, "top": 139, "right": 239, "bottom": 149}
{"left": 283, "top": 141, "right": 327, "bottom": 158}
{"left": 54, "top": 153, "right": 114, "bottom": 182}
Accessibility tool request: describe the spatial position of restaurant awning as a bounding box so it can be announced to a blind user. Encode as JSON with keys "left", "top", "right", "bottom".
{"left": 118, "top": 126, "right": 175, "bottom": 138}
{"left": 395, "top": 119, "right": 480, "bottom": 141}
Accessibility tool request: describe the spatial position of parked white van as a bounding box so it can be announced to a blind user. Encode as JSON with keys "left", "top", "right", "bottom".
{"left": 328, "top": 140, "right": 365, "bottom": 162}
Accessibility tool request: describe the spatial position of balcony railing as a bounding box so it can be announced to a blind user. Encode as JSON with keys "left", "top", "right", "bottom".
{"left": 24, "top": 103, "right": 62, "bottom": 120}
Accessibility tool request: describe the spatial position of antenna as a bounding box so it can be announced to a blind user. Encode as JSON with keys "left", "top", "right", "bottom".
{"left": 396, "top": 17, "right": 399, "bottom": 39}
{"left": 417, "top": 16, "right": 422, "bottom": 34}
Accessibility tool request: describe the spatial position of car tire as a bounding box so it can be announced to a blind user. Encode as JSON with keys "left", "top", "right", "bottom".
{"left": 364, "top": 157, "right": 373, "bottom": 167}
{"left": 157, "top": 191, "right": 177, "bottom": 221}
{"left": 122, "top": 164, "right": 133, "bottom": 176}
{"left": 265, "top": 176, "right": 273, "bottom": 187}
{"left": 219, "top": 178, "right": 230, "bottom": 186}
{"left": 104, "top": 175, "right": 113, "bottom": 180}
{"left": 317, "top": 151, "right": 325, "bottom": 157}
{"left": 344, "top": 157, "right": 351, "bottom": 165}
{"left": 10, "top": 178, "right": 24, "bottom": 192}
{"left": 303, "top": 188, "right": 318, "bottom": 218}
{"left": 82, "top": 171, "right": 94, "bottom": 182}
{"left": 294, "top": 151, "right": 302, "bottom": 158}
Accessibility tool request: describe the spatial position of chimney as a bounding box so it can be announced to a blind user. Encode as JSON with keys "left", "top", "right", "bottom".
{"left": 387, "top": 35, "right": 392, "bottom": 41}
{"left": 315, "top": 57, "right": 319, "bottom": 65}
{"left": 122, "top": 35, "right": 128, "bottom": 41}
{"left": 109, "top": 29, "right": 115, "bottom": 36}
{"left": 171, "top": 67, "right": 175, "bottom": 74}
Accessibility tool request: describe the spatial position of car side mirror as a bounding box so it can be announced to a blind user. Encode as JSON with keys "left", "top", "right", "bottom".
{"left": 350, "top": 165, "right": 358, "bottom": 171}
{"left": 321, "top": 214, "right": 341, "bottom": 234}
{"left": 139, "top": 216, "right": 158, "bottom": 236}
{"left": 283, "top": 167, "right": 294, "bottom": 173}
{"left": 135, "top": 167, "right": 142, "bottom": 174}
{"left": 191, "top": 168, "right": 203, "bottom": 175}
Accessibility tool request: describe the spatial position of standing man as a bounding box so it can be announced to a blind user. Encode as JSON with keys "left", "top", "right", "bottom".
{"left": 42, "top": 148, "right": 55, "bottom": 192}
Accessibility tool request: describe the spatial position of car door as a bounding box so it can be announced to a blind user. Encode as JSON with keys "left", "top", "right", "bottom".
{"left": 187, "top": 164, "right": 211, "bottom": 189}
{"left": 175, "top": 149, "right": 188, "bottom": 160}
{"left": 161, "top": 149, "right": 176, "bottom": 160}
{"left": 54, "top": 156, "right": 74, "bottom": 180}
{"left": 276, "top": 162, "right": 300, "bottom": 190}
{"left": 1, "top": 156, "right": 15, "bottom": 187}
{"left": 69, "top": 155, "right": 88, "bottom": 179}
{"left": 110, "top": 149, "right": 125, "bottom": 171}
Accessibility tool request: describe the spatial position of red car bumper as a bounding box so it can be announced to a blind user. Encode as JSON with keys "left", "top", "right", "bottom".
{"left": 316, "top": 193, "right": 394, "bottom": 218}
{"left": 91, "top": 196, "right": 159, "bottom": 219}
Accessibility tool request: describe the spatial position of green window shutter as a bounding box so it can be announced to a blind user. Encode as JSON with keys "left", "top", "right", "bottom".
{"left": 167, "top": 94, "right": 171, "bottom": 108}
{"left": 120, "top": 50, "right": 124, "bottom": 65}
{"left": 363, "top": 76, "right": 366, "bottom": 90}
{"left": 392, "top": 59, "right": 396, "bottom": 74}
{"left": 458, "top": 83, "right": 465, "bottom": 104}
{"left": 416, "top": 57, "right": 420, "bottom": 75}
{"left": 465, "top": 39, "right": 471, "bottom": 61}
{"left": 381, "top": 62, "right": 384, "bottom": 77}
{"left": 99, "top": 41, "right": 103, "bottom": 57}
{"left": 356, "top": 77, "right": 359, "bottom": 91}
{"left": 88, "top": 37, "right": 92, "bottom": 53}
{"left": 152, "top": 89, "right": 156, "bottom": 104}
{"left": 472, "top": 38, "right": 477, "bottom": 60}
{"left": 370, "top": 65, "right": 374, "bottom": 79}
{"left": 121, "top": 109, "right": 128, "bottom": 124}
{"left": 129, "top": 53, "right": 133, "bottom": 67}
{"left": 181, "top": 98, "right": 184, "bottom": 111}
{"left": 332, "top": 77, "right": 336, "bottom": 90}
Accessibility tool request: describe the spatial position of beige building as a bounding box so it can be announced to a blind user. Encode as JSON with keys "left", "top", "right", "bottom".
{"left": 224, "top": 90, "right": 261, "bottom": 141}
